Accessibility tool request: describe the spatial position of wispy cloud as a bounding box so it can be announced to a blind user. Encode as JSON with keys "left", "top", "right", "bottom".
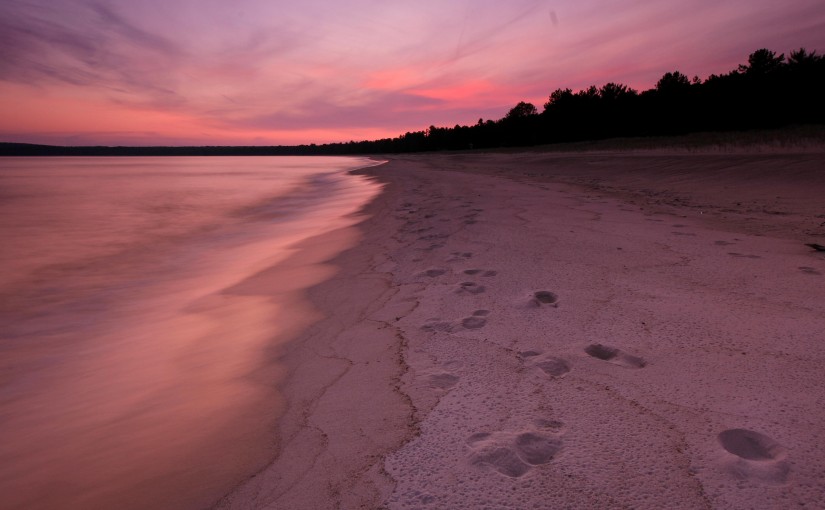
{"left": 0, "top": 1, "right": 188, "bottom": 108}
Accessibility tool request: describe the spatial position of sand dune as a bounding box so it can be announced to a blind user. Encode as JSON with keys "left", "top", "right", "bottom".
{"left": 218, "top": 149, "right": 825, "bottom": 509}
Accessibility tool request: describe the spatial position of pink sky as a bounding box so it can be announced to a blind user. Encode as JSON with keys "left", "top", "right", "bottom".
{"left": 1, "top": 0, "right": 824, "bottom": 146}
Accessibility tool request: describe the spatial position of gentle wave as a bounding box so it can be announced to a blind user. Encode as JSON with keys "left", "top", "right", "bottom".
{"left": 0, "top": 156, "right": 382, "bottom": 509}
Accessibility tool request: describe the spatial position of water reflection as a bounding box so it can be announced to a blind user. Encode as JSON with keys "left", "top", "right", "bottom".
{"left": 0, "top": 156, "right": 381, "bottom": 509}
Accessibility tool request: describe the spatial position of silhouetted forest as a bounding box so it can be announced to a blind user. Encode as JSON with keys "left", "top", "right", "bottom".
{"left": 2, "top": 47, "right": 823, "bottom": 156}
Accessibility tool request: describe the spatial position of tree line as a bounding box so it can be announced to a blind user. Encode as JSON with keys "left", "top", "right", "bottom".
{"left": 2, "top": 47, "right": 823, "bottom": 156}
{"left": 336, "top": 47, "right": 825, "bottom": 153}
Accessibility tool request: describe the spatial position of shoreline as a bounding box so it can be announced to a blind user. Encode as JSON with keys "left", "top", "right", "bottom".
{"left": 218, "top": 150, "right": 825, "bottom": 509}
{"left": 216, "top": 163, "right": 413, "bottom": 508}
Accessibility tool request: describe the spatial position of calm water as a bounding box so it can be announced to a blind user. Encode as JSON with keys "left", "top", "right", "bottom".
{"left": 0, "top": 156, "right": 382, "bottom": 509}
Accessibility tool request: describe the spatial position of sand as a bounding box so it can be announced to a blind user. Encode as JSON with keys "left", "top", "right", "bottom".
{"left": 217, "top": 149, "right": 825, "bottom": 509}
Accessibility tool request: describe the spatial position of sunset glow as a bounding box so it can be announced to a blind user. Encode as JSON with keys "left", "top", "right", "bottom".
{"left": 2, "top": 0, "right": 824, "bottom": 146}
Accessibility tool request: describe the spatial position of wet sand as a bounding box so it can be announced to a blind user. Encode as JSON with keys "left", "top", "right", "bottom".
{"left": 218, "top": 149, "right": 825, "bottom": 509}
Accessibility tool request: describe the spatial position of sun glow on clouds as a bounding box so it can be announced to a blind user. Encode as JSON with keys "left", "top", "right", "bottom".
{"left": 1, "top": 0, "right": 824, "bottom": 146}
{"left": 411, "top": 80, "right": 519, "bottom": 107}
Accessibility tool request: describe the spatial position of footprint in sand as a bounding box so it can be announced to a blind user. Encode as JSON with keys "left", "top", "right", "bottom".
{"left": 718, "top": 428, "right": 789, "bottom": 483}
{"left": 464, "top": 269, "right": 497, "bottom": 277}
{"left": 514, "top": 432, "right": 563, "bottom": 465}
{"left": 719, "top": 429, "right": 783, "bottom": 461}
{"left": 461, "top": 316, "right": 487, "bottom": 329}
{"left": 714, "top": 240, "right": 735, "bottom": 246}
{"left": 422, "top": 311, "right": 489, "bottom": 332}
{"left": 421, "top": 319, "right": 454, "bottom": 332}
{"left": 466, "top": 429, "right": 563, "bottom": 478}
{"left": 519, "top": 350, "right": 570, "bottom": 377}
{"left": 426, "top": 371, "right": 459, "bottom": 390}
{"left": 418, "top": 268, "right": 447, "bottom": 277}
{"left": 457, "top": 282, "right": 486, "bottom": 295}
{"left": 469, "top": 446, "right": 529, "bottom": 477}
{"left": 534, "top": 357, "right": 571, "bottom": 377}
{"left": 531, "top": 291, "right": 559, "bottom": 308}
{"left": 584, "top": 343, "right": 646, "bottom": 368}
{"left": 728, "top": 252, "right": 762, "bottom": 259}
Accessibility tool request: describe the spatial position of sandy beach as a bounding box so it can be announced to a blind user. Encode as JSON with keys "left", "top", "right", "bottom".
{"left": 217, "top": 149, "right": 825, "bottom": 509}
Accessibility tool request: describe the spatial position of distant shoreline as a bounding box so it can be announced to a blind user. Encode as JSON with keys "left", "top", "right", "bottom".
{"left": 2, "top": 125, "right": 824, "bottom": 157}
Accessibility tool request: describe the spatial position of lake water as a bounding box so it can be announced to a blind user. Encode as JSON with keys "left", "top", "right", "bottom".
{"left": 0, "top": 156, "right": 383, "bottom": 509}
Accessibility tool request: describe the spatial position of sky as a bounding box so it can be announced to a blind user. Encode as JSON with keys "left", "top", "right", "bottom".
{"left": 1, "top": 0, "right": 824, "bottom": 146}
